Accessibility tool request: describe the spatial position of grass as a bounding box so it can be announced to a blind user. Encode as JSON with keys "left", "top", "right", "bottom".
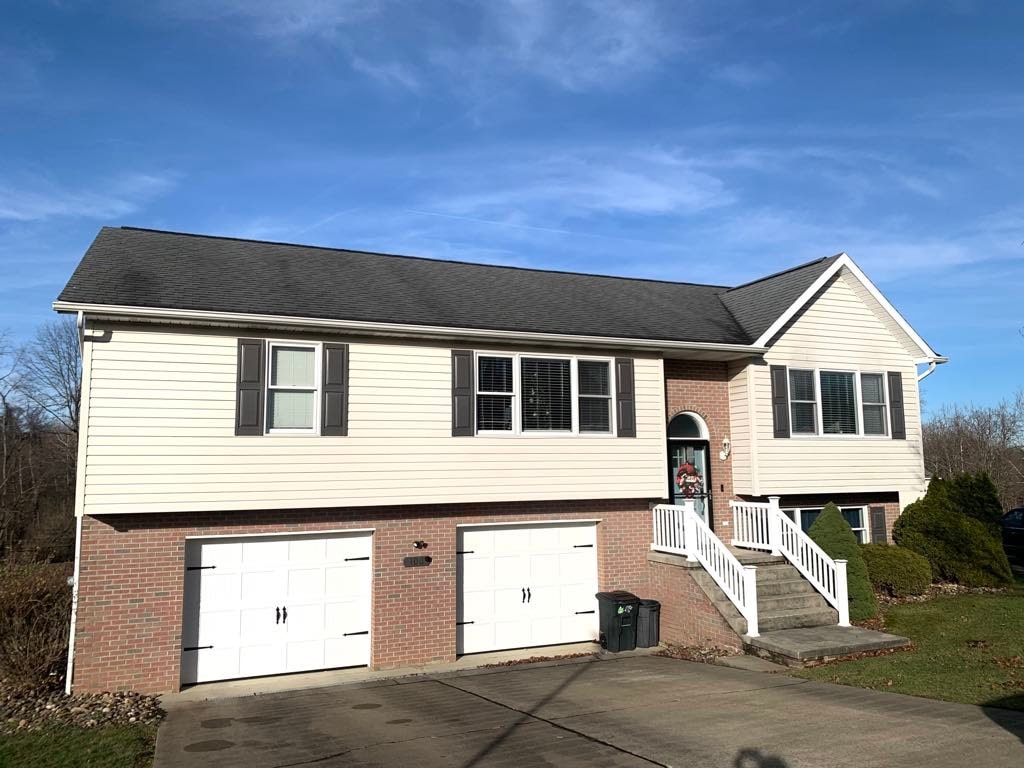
{"left": 0, "top": 725, "right": 157, "bottom": 768}
{"left": 793, "top": 579, "right": 1024, "bottom": 710}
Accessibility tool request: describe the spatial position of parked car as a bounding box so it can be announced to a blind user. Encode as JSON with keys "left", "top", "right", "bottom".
{"left": 1002, "top": 508, "right": 1024, "bottom": 565}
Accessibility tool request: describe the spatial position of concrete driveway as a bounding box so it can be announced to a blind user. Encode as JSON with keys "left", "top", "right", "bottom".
{"left": 156, "top": 655, "right": 1024, "bottom": 768}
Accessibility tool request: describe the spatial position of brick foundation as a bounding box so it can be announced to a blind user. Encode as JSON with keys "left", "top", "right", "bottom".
{"left": 645, "top": 554, "right": 743, "bottom": 651}
{"left": 71, "top": 498, "right": 656, "bottom": 694}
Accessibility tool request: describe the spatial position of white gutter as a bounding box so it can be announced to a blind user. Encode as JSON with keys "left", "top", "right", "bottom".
{"left": 52, "top": 301, "right": 768, "bottom": 356}
{"left": 917, "top": 356, "right": 948, "bottom": 382}
{"left": 65, "top": 514, "right": 83, "bottom": 695}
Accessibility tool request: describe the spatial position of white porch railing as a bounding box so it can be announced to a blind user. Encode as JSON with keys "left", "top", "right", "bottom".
{"left": 729, "top": 497, "right": 850, "bottom": 627}
{"left": 652, "top": 502, "right": 759, "bottom": 637}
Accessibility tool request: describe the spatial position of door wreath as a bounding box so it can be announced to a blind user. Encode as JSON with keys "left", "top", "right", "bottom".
{"left": 675, "top": 461, "right": 703, "bottom": 498}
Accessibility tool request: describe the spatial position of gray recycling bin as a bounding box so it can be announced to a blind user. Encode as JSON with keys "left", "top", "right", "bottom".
{"left": 595, "top": 591, "right": 639, "bottom": 652}
{"left": 637, "top": 599, "right": 661, "bottom": 648}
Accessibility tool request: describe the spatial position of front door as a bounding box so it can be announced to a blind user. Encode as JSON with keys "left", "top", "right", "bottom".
{"left": 668, "top": 441, "right": 712, "bottom": 526}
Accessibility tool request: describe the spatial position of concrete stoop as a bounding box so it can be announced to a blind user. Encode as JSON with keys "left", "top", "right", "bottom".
{"left": 744, "top": 625, "right": 911, "bottom": 667}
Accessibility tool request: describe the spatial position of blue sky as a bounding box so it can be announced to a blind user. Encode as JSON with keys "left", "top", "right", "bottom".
{"left": 1, "top": 1, "right": 1022, "bottom": 413}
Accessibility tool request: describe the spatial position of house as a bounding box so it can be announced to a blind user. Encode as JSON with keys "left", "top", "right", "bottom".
{"left": 55, "top": 226, "right": 944, "bottom": 694}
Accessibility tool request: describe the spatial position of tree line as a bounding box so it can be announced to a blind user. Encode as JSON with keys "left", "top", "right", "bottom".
{"left": 0, "top": 317, "right": 1021, "bottom": 563}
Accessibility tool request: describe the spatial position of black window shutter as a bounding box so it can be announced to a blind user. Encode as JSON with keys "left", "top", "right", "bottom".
{"left": 870, "top": 506, "right": 888, "bottom": 543}
{"left": 615, "top": 358, "right": 636, "bottom": 438}
{"left": 322, "top": 343, "right": 349, "bottom": 436}
{"left": 235, "top": 338, "right": 265, "bottom": 436}
{"left": 887, "top": 371, "right": 906, "bottom": 440}
{"left": 770, "top": 365, "right": 790, "bottom": 438}
{"left": 452, "top": 350, "right": 474, "bottom": 436}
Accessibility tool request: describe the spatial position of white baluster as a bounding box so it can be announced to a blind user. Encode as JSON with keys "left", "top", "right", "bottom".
{"left": 835, "top": 559, "right": 850, "bottom": 627}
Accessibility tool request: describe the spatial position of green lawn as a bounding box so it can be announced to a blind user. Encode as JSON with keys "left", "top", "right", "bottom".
{"left": 0, "top": 725, "right": 157, "bottom": 768}
{"left": 793, "top": 580, "right": 1024, "bottom": 710}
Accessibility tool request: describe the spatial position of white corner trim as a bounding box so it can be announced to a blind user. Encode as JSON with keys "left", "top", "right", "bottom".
{"left": 65, "top": 514, "right": 83, "bottom": 695}
{"left": 52, "top": 301, "right": 767, "bottom": 356}
{"left": 752, "top": 254, "right": 942, "bottom": 361}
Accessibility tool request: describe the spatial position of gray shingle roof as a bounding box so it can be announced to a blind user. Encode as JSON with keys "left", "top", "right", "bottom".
{"left": 720, "top": 255, "right": 841, "bottom": 341}
{"left": 57, "top": 227, "right": 839, "bottom": 346}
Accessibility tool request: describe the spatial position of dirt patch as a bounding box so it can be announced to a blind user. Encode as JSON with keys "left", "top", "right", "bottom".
{"left": 876, "top": 583, "right": 1009, "bottom": 606}
{"left": 655, "top": 645, "right": 737, "bottom": 664}
{"left": 479, "top": 652, "right": 598, "bottom": 668}
{"left": 1, "top": 679, "right": 163, "bottom": 733}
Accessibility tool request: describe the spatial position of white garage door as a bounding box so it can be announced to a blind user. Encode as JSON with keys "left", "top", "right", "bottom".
{"left": 181, "top": 531, "right": 372, "bottom": 685}
{"left": 457, "top": 522, "right": 599, "bottom": 655}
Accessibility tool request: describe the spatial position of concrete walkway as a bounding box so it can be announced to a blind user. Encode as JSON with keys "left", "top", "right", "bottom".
{"left": 155, "top": 655, "right": 1024, "bottom": 768}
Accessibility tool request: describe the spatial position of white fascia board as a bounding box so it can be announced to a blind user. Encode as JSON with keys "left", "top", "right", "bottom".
{"left": 52, "top": 301, "right": 768, "bottom": 356}
{"left": 752, "top": 254, "right": 943, "bottom": 361}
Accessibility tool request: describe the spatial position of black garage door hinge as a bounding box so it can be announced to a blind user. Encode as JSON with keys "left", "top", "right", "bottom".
{"left": 183, "top": 645, "right": 214, "bottom": 651}
{"left": 456, "top": 621, "right": 474, "bottom": 626}
{"left": 572, "top": 544, "right": 594, "bottom": 549}
{"left": 455, "top": 550, "right": 474, "bottom": 555}
{"left": 575, "top": 610, "right": 595, "bottom": 615}
{"left": 343, "top": 630, "right": 369, "bottom": 636}
{"left": 344, "top": 556, "right": 370, "bottom": 561}
{"left": 186, "top": 565, "right": 216, "bottom": 571}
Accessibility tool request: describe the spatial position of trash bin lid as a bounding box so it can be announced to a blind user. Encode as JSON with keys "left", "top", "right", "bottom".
{"left": 639, "top": 599, "right": 660, "bottom": 609}
{"left": 596, "top": 591, "right": 639, "bottom": 604}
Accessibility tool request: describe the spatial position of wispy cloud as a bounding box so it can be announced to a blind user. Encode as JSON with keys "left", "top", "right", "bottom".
{"left": 349, "top": 55, "right": 419, "bottom": 90}
{"left": 710, "top": 61, "right": 777, "bottom": 87}
{"left": 0, "top": 173, "right": 178, "bottom": 222}
{"left": 161, "top": 0, "right": 382, "bottom": 39}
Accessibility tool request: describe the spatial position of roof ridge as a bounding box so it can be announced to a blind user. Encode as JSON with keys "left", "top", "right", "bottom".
{"left": 725, "top": 254, "right": 843, "bottom": 292}
{"left": 116, "top": 226, "right": 734, "bottom": 290}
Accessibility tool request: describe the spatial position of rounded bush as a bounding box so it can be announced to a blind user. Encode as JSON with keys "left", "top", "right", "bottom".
{"left": 0, "top": 561, "right": 72, "bottom": 686}
{"left": 860, "top": 543, "right": 932, "bottom": 597}
{"left": 808, "top": 503, "right": 878, "bottom": 621}
{"left": 893, "top": 479, "right": 1013, "bottom": 587}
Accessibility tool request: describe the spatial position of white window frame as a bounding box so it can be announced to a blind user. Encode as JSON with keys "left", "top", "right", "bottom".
{"left": 264, "top": 340, "right": 322, "bottom": 435}
{"left": 859, "top": 371, "right": 889, "bottom": 437}
{"left": 788, "top": 368, "right": 818, "bottom": 435}
{"left": 783, "top": 505, "right": 869, "bottom": 544}
{"left": 473, "top": 351, "right": 616, "bottom": 437}
{"left": 786, "top": 367, "right": 891, "bottom": 439}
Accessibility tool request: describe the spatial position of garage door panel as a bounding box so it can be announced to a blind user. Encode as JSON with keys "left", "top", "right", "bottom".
{"left": 456, "top": 522, "right": 598, "bottom": 656}
{"left": 182, "top": 531, "right": 373, "bottom": 686}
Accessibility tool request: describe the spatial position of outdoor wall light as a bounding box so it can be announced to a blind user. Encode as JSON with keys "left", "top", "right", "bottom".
{"left": 412, "top": 540, "right": 428, "bottom": 549}
{"left": 719, "top": 438, "right": 732, "bottom": 461}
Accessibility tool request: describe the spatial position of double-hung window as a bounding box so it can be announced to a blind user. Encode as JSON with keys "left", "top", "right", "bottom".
{"left": 788, "top": 369, "right": 817, "bottom": 434}
{"left": 266, "top": 343, "right": 319, "bottom": 432}
{"left": 860, "top": 373, "right": 888, "bottom": 436}
{"left": 474, "top": 353, "right": 614, "bottom": 435}
{"left": 819, "top": 371, "right": 857, "bottom": 434}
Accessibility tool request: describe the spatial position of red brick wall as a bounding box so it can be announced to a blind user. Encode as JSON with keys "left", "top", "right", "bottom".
{"left": 664, "top": 360, "right": 734, "bottom": 532}
{"left": 645, "top": 555, "right": 743, "bottom": 651}
{"left": 71, "top": 498, "right": 655, "bottom": 694}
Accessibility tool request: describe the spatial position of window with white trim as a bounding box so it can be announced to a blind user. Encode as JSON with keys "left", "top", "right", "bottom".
{"left": 785, "top": 369, "right": 890, "bottom": 437}
{"left": 784, "top": 506, "right": 868, "bottom": 544}
{"left": 474, "top": 353, "right": 614, "bottom": 435}
{"left": 788, "top": 369, "right": 817, "bottom": 434}
{"left": 266, "top": 343, "right": 319, "bottom": 432}
{"left": 860, "top": 373, "right": 888, "bottom": 436}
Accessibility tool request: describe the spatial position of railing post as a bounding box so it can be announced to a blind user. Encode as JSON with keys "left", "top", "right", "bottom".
{"left": 683, "top": 507, "right": 697, "bottom": 562}
{"left": 835, "top": 559, "right": 851, "bottom": 627}
{"left": 767, "top": 496, "right": 782, "bottom": 556}
{"left": 730, "top": 502, "right": 739, "bottom": 547}
{"left": 742, "top": 566, "right": 759, "bottom": 637}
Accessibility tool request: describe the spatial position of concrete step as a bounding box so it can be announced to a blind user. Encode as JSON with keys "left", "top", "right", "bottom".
{"left": 756, "top": 578, "right": 818, "bottom": 597}
{"left": 756, "top": 593, "right": 831, "bottom": 614}
{"left": 757, "top": 607, "right": 839, "bottom": 632}
{"left": 746, "top": 625, "right": 911, "bottom": 666}
{"left": 754, "top": 564, "right": 804, "bottom": 582}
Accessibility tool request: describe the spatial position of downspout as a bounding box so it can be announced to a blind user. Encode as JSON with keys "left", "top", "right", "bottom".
{"left": 65, "top": 514, "right": 83, "bottom": 695}
{"left": 66, "top": 310, "right": 86, "bottom": 695}
{"left": 917, "top": 356, "right": 948, "bottom": 382}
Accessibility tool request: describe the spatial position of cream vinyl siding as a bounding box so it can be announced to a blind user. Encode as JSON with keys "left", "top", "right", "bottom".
{"left": 730, "top": 268, "right": 926, "bottom": 497}
{"left": 79, "top": 323, "right": 667, "bottom": 515}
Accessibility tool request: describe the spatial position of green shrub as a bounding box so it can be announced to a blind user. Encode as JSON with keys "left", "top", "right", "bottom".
{"left": 808, "top": 503, "right": 878, "bottom": 621}
{"left": 860, "top": 543, "right": 932, "bottom": 597}
{"left": 947, "top": 472, "right": 1004, "bottom": 538}
{"left": 893, "top": 479, "right": 1013, "bottom": 587}
{"left": 0, "top": 561, "right": 72, "bottom": 686}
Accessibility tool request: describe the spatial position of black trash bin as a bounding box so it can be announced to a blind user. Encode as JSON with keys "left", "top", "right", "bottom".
{"left": 595, "top": 591, "right": 639, "bottom": 652}
{"left": 637, "top": 599, "right": 661, "bottom": 648}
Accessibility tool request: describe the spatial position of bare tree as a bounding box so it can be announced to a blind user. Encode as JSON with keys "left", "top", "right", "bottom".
{"left": 923, "top": 392, "right": 1024, "bottom": 508}
{"left": 17, "top": 317, "right": 81, "bottom": 436}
